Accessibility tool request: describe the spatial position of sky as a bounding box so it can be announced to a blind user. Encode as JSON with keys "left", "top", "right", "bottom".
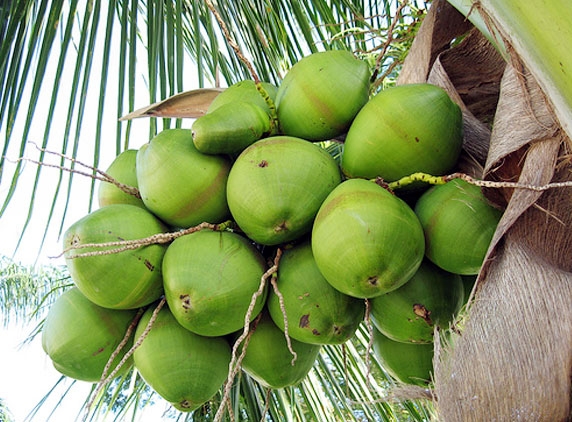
{"left": 0, "top": 3, "right": 203, "bottom": 420}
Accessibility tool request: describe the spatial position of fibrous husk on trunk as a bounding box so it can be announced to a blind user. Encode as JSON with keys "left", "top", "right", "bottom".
{"left": 396, "top": 1, "right": 572, "bottom": 420}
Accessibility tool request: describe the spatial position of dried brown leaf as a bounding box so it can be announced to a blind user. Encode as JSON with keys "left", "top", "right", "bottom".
{"left": 119, "top": 88, "right": 224, "bottom": 120}
{"left": 399, "top": 2, "right": 572, "bottom": 420}
{"left": 434, "top": 233, "right": 572, "bottom": 421}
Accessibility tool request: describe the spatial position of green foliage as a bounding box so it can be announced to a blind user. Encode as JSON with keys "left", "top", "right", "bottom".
{"left": 0, "top": 398, "right": 15, "bottom": 422}
{"left": 0, "top": 0, "right": 427, "bottom": 260}
{"left": 0, "top": 255, "right": 71, "bottom": 328}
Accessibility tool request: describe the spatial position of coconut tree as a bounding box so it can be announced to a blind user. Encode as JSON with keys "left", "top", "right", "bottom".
{"left": 2, "top": 0, "right": 571, "bottom": 420}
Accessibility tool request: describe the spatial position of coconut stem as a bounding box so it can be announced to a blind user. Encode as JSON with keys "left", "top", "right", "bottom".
{"left": 13, "top": 142, "right": 141, "bottom": 199}
{"left": 57, "top": 220, "right": 235, "bottom": 259}
{"left": 262, "top": 388, "right": 272, "bottom": 420}
{"left": 83, "top": 298, "right": 166, "bottom": 420}
{"left": 215, "top": 313, "right": 262, "bottom": 422}
{"left": 269, "top": 272, "right": 298, "bottom": 366}
{"left": 444, "top": 172, "right": 572, "bottom": 191}
{"left": 203, "top": 0, "right": 279, "bottom": 130}
{"left": 215, "top": 248, "right": 283, "bottom": 422}
{"left": 255, "top": 82, "right": 280, "bottom": 134}
{"left": 100, "top": 308, "right": 145, "bottom": 382}
{"left": 383, "top": 171, "right": 572, "bottom": 192}
{"left": 204, "top": 0, "right": 259, "bottom": 85}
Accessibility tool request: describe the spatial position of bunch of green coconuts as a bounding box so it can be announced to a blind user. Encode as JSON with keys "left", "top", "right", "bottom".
{"left": 41, "top": 50, "right": 503, "bottom": 411}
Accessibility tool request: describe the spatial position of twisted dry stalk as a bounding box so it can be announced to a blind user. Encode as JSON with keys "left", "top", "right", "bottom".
{"left": 269, "top": 272, "right": 298, "bottom": 366}
{"left": 57, "top": 220, "right": 234, "bottom": 259}
{"left": 213, "top": 248, "right": 290, "bottom": 422}
{"left": 99, "top": 308, "right": 145, "bottom": 383}
{"left": 370, "top": 0, "right": 409, "bottom": 88}
{"left": 203, "top": 0, "right": 278, "bottom": 129}
{"left": 83, "top": 298, "right": 166, "bottom": 421}
{"left": 11, "top": 142, "right": 141, "bottom": 198}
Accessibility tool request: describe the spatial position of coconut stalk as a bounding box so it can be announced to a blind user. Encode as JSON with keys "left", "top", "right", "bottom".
{"left": 397, "top": 0, "right": 572, "bottom": 420}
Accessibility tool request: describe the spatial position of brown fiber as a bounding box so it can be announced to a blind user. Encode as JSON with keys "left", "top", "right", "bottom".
{"left": 396, "top": 1, "right": 572, "bottom": 420}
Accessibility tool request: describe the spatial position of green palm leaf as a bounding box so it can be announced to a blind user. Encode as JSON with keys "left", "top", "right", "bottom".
{"left": 1, "top": 0, "right": 424, "bottom": 258}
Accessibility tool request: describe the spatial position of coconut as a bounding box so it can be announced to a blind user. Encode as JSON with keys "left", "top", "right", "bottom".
{"left": 162, "top": 230, "right": 267, "bottom": 337}
{"left": 63, "top": 203, "right": 167, "bottom": 309}
{"left": 136, "top": 128, "right": 231, "bottom": 228}
{"left": 239, "top": 312, "right": 321, "bottom": 389}
{"left": 372, "top": 327, "right": 434, "bottom": 386}
{"left": 267, "top": 241, "right": 365, "bottom": 345}
{"left": 207, "top": 79, "right": 278, "bottom": 114}
{"left": 133, "top": 304, "right": 231, "bottom": 412}
{"left": 275, "top": 50, "right": 370, "bottom": 141}
{"left": 192, "top": 102, "right": 272, "bottom": 155}
{"left": 41, "top": 287, "right": 137, "bottom": 382}
{"left": 369, "top": 259, "right": 465, "bottom": 343}
{"left": 97, "top": 149, "right": 145, "bottom": 209}
{"left": 311, "top": 178, "right": 425, "bottom": 299}
{"left": 341, "top": 83, "right": 463, "bottom": 181}
{"left": 414, "top": 178, "right": 503, "bottom": 275}
{"left": 226, "top": 136, "right": 342, "bottom": 245}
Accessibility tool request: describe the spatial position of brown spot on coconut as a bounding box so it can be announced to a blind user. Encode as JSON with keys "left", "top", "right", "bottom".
{"left": 267, "top": 241, "right": 365, "bottom": 345}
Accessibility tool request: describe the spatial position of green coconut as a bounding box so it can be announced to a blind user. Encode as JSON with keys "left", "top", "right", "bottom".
{"left": 414, "top": 178, "right": 503, "bottom": 275}
{"left": 369, "top": 259, "right": 465, "bottom": 343}
{"left": 267, "top": 241, "right": 365, "bottom": 345}
{"left": 162, "top": 230, "right": 267, "bottom": 337}
{"left": 192, "top": 102, "right": 272, "bottom": 155}
{"left": 41, "top": 287, "right": 137, "bottom": 382}
{"left": 341, "top": 83, "right": 463, "bottom": 181}
{"left": 63, "top": 204, "right": 167, "bottom": 309}
{"left": 98, "top": 149, "right": 145, "bottom": 209}
{"left": 207, "top": 79, "right": 278, "bottom": 114}
{"left": 239, "top": 312, "right": 321, "bottom": 389}
{"left": 276, "top": 50, "right": 370, "bottom": 141}
{"left": 372, "top": 327, "right": 434, "bottom": 386}
{"left": 311, "top": 178, "right": 425, "bottom": 299}
{"left": 133, "top": 304, "right": 231, "bottom": 412}
{"left": 226, "top": 136, "right": 342, "bottom": 245}
{"left": 136, "top": 128, "right": 231, "bottom": 228}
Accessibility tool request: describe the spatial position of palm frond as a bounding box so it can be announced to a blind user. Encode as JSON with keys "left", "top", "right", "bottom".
{"left": 0, "top": 255, "right": 71, "bottom": 328}
{"left": 0, "top": 397, "right": 16, "bottom": 422}
{"left": 1, "top": 0, "right": 425, "bottom": 260}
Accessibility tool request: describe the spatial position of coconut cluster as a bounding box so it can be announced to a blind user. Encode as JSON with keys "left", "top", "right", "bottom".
{"left": 41, "top": 50, "right": 503, "bottom": 411}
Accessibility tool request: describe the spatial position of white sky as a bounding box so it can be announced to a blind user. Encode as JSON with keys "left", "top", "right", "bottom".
{"left": 0, "top": 2, "right": 204, "bottom": 420}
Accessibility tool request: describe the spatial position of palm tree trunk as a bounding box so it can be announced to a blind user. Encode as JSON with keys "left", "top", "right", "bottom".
{"left": 399, "top": 1, "right": 572, "bottom": 419}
